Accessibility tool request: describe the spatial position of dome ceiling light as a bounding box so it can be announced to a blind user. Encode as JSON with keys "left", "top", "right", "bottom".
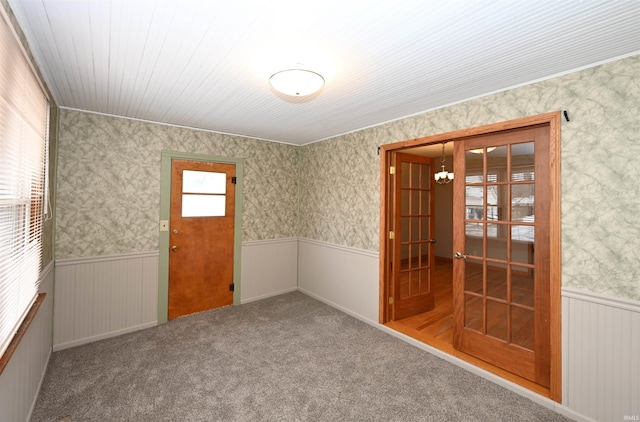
{"left": 269, "top": 68, "right": 325, "bottom": 97}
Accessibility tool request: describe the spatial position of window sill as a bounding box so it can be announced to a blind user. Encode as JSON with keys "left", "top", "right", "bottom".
{"left": 0, "top": 293, "right": 46, "bottom": 376}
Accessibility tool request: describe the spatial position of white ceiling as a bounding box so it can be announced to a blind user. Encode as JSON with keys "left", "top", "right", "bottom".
{"left": 8, "top": 0, "right": 640, "bottom": 145}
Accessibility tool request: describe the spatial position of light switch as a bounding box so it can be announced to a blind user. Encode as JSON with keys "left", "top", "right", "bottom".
{"left": 159, "top": 220, "right": 169, "bottom": 231}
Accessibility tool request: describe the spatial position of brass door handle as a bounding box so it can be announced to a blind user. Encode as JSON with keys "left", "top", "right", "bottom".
{"left": 454, "top": 251, "right": 467, "bottom": 259}
{"left": 171, "top": 245, "right": 178, "bottom": 252}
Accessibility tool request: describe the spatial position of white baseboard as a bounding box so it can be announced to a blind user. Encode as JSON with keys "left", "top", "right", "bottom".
{"left": 241, "top": 287, "right": 298, "bottom": 305}
{"left": 298, "top": 287, "right": 377, "bottom": 325}
{"left": 53, "top": 321, "right": 157, "bottom": 352}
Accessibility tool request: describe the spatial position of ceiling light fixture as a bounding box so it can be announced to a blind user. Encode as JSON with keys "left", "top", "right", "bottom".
{"left": 434, "top": 141, "right": 454, "bottom": 184}
{"left": 269, "top": 68, "right": 325, "bottom": 97}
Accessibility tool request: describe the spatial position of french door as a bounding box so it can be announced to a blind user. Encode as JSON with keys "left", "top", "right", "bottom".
{"left": 452, "top": 125, "right": 551, "bottom": 387}
{"left": 391, "top": 153, "right": 436, "bottom": 320}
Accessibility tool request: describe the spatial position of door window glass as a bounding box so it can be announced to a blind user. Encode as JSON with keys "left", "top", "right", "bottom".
{"left": 182, "top": 195, "right": 226, "bottom": 217}
{"left": 183, "top": 170, "right": 226, "bottom": 194}
{"left": 512, "top": 184, "right": 535, "bottom": 222}
{"left": 181, "top": 171, "right": 227, "bottom": 217}
{"left": 487, "top": 300, "right": 508, "bottom": 341}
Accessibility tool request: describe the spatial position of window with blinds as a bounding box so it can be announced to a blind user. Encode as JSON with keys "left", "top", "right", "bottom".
{"left": 0, "top": 8, "right": 50, "bottom": 359}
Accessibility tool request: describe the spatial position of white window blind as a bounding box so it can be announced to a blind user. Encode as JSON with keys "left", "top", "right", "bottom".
{"left": 0, "top": 8, "right": 49, "bottom": 358}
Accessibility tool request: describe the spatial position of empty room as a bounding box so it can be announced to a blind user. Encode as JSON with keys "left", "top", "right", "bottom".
{"left": 1, "top": 1, "right": 638, "bottom": 421}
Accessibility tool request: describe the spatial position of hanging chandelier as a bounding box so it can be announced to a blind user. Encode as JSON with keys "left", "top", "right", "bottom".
{"left": 434, "top": 141, "right": 454, "bottom": 184}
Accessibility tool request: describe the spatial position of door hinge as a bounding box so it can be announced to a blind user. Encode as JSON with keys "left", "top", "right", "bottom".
{"left": 389, "top": 297, "right": 394, "bottom": 305}
{"left": 231, "top": 176, "right": 237, "bottom": 184}
{"left": 229, "top": 283, "right": 235, "bottom": 292}
{"left": 389, "top": 166, "right": 396, "bottom": 175}
{"left": 389, "top": 231, "right": 395, "bottom": 239}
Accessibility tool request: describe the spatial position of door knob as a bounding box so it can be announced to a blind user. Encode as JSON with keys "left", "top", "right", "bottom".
{"left": 454, "top": 252, "right": 467, "bottom": 260}
{"left": 429, "top": 239, "right": 437, "bottom": 243}
{"left": 171, "top": 245, "right": 178, "bottom": 252}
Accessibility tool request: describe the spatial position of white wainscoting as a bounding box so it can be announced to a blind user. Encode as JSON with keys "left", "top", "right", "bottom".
{"left": 562, "top": 287, "right": 640, "bottom": 422}
{"left": 53, "top": 240, "right": 298, "bottom": 350}
{"left": 0, "top": 261, "right": 54, "bottom": 422}
{"left": 53, "top": 252, "right": 159, "bottom": 351}
{"left": 240, "top": 238, "right": 298, "bottom": 304}
{"left": 297, "top": 238, "right": 379, "bottom": 323}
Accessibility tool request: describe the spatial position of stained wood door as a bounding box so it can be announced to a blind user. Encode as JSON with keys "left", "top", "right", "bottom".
{"left": 452, "top": 126, "right": 551, "bottom": 387}
{"left": 391, "top": 153, "right": 436, "bottom": 320}
{"left": 168, "top": 159, "right": 236, "bottom": 319}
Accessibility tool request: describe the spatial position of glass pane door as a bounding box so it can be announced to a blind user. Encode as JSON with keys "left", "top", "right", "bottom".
{"left": 453, "top": 125, "right": 551, "bottom": 388}
{"left": 392, "top": 153, "right": 436, "bottom": 320}
{"left": 463, "top": 142, "right": 535, "bottom": 349}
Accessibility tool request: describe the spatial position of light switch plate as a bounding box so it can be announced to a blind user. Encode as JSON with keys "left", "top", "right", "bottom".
{"left": 159, "top": 220, "right": 169, "bottom": 231}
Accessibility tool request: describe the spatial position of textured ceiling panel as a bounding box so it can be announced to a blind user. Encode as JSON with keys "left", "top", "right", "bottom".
{"left": 7, "top": 0, "right": 640, "bottom": 144}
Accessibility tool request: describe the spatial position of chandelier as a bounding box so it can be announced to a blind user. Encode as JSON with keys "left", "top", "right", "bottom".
{"left": 434, "top": 141, "right": 454, "bottom": 184}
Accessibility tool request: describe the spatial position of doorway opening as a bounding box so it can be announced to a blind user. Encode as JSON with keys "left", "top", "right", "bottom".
{"left": 378, "top": 113, "right": 561, "bottom": 402}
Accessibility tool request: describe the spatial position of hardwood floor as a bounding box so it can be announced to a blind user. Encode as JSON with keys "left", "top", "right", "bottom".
{"left": 385, "top": 258, "right": 550, "bottom": 398}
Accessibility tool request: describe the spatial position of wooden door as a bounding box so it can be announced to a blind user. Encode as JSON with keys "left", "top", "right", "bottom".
{"left": 391, "top": 153, "right": 437, "bottom": 320}
{"left": 168, "top": 159, "right": 236, "bottom": 319}
{"left": 452, "top": 126, "right": 551, "bottom": 387}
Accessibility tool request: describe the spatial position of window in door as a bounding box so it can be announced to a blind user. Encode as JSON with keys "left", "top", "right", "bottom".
{"left": 181, "top": 170, "right": 227, "bottom": 217}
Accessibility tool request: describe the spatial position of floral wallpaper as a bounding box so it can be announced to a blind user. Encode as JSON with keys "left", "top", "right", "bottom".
{"left": 299, "top": 132, "right": 381, "bottom": 252}
{"left": 299, "top": 55, "right": 640, "bottom": 301}
{"left": 56, "top": 55, "right": 639, "bottom": 301}
{"left": 55, "top": 111, "right": 299, "bottom": 258}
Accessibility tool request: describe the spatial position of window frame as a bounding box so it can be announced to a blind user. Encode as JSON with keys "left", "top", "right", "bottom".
{"left": 0, "top": 4, "right": 51, "bottom": 362}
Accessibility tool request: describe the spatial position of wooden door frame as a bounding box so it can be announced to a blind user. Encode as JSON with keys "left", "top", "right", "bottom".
{"left": 158, "top": 151, "right": 244, "bottom": 325}
{"left": 379, "top": 112, "right": 561, "bottom": 402}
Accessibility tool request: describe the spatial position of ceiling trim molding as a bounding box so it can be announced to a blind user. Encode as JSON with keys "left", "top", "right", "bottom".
{"left": 57, "top": 107, "right": 301, "bottom": 147}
